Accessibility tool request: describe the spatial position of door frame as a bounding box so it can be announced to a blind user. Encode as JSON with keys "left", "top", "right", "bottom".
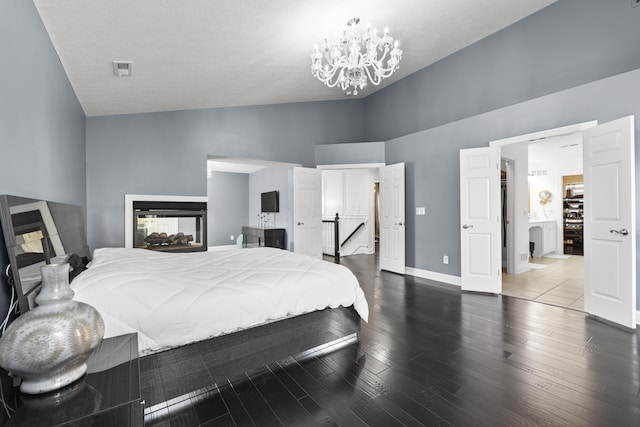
{"left": 501, "top": 156, "right": 516, "bottom": 274}
{"left": 319, "top": 167, "right": 378, "bottom": 256}
{"left": 489, "top": 121, "right": 598, "bottom": 295}
{"left": 317, "top": 162, "right": 403, "bottom": 271}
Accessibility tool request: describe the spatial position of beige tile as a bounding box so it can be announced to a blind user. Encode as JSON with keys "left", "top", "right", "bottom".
{"left": 545, "top": 285, "right": 583, "bottom": 299}
{"left": 568, "top": 297, "right": 584, "bottom": 311}
{"left": 502, "top": 255, "right": 584, "bottom": 310}
{"left": 517, "top": 281, "right": 562, "bottom": 292}
{"left": 561, "top": 278, "right": 583, "bottom": 288}
{"left": 503, "top": 289, "right": 545, "bottom": 299}
{"left": 502, "top": 275, "right": 527, "bottom": 285}
{"left": 535, "top": 293, "right": 576, "bottom": 307}
{"left": 536, "top": 273, "right": 572, "bottom": 285}
{"left": 502, "top": 282, "right": 519, "bottom": 291}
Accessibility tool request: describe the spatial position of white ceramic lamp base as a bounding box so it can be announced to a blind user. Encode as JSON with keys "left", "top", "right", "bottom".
{"left": 0, "top": 263, "right": 105, "bottom": 395}
{"left": 20, "top": 361, "right": 87, "bottom": 395}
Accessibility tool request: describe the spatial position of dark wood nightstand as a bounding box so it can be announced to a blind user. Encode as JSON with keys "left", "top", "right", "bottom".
{"left": 1, "top": 333, "right": 143, "bottom": 426}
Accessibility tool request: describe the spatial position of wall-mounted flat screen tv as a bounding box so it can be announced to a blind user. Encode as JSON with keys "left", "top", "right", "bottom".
{"left": 261, "top": 191, "right": 279, "bottom": 213}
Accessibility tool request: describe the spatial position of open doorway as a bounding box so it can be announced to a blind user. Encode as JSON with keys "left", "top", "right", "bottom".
{"left": 318, "top": 162, "right": 406, "bottom": 275}
{"left": 501, "top": 134, "right": 585, "bottom": 310}
{"left": 320, "top": 168, "right": 379, "bottom": 258}
{"left": 462, "top": 117, "right": 636, "bottom": 329}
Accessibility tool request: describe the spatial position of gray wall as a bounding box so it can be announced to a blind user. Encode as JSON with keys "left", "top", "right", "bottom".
{"left": 315, "top": 141, "right": 385, "bottom": 166}
{"left": 366, "top": 0, "right": 640, "bottom": 306}
{"left": 0, "top": 1, "right": 86, "bottom": 318}
{"left": 86, "top": 100, "right": 364, "bottom": 249}
{"left": 248, "top": 168, "right": 292, "bottom": 249}
{"left": 365, "top": 0, "right": 640, "bottom": 141}
{"left": 384, "top": 68, "right": 640, "bottom": 304}
{"left": 5, "top": 0, "right": 640, "bottom": 316}
{"left": 207, "top": 172, "right": 249, "bottom": 246}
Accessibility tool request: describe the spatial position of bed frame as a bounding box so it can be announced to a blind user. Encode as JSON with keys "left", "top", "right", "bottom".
{"left": 0, "top": 195, "right": 362, "bottom": 420}
{"left": 142, "top": 305, "right": 360, "bottom": 421}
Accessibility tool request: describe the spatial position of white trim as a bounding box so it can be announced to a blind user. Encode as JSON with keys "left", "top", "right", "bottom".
{"left": 502, "top": 156, "right": 516, "bottom": 274}
{"left": 316, "top": 163, "right": 385, "bottom": 170}
{"left": 207, "top": 245, "right": 237, "bottom": 251}
{"left": 124, "top": 194, "right": 208, "bottom": 248}
{"left": 405, "top": 267, "right": 461, "bottom": 287}
{"left": 489, "top": 121, "right": 598, "bottom": 147}
{"left": 484, "top": 120, "right": 598, "bottom": 295}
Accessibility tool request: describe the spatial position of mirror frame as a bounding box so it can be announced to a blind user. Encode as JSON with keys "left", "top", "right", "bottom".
{"left": 0, "top": 195, "right": 90, "bottom": 313}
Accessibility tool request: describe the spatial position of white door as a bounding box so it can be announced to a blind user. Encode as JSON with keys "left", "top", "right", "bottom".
{"left": 293, "top": 167, "right": 322, "bottom": 259}
{"left": 583, "top": 116, "right": 636, "bottom": 329}
{"left": 460, "top": 147, "right": 501, "bottom": 293}
{"left": 379, "top": 163, "right": 405, "bottom": 274}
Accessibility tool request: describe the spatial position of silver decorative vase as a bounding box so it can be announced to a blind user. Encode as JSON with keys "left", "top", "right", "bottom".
{"left": 0, "top": 263, "right": 105, "bottom": 394}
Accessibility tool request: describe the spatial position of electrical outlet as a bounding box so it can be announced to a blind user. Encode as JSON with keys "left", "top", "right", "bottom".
{"left": 230, "top": 235, "right": 235, "bottom": 241}
{"left": 443, "top": 255, "right": 449, "bottom": 264}
{"left": 416, "top": 207, "right": 426, "bottom": 215}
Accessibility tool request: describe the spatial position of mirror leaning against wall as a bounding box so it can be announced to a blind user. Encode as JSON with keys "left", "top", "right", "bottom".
{"left": 0, "top": 195, "right": 90, "bottom": 313}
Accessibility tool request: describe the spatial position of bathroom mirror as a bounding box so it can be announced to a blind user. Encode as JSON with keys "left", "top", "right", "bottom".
{"left": 538, "top": 190, "right": 552, "bottom": 205}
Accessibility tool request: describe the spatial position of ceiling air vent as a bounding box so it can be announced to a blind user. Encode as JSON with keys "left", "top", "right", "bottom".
{"left": 112, "top": 61, "right": 133, "bottom": 77}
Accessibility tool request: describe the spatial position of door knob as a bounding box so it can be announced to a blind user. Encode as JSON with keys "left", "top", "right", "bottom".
{"left": 462, "top": 224, "right": 474, "bottom": 229}
{"left": 297, "top": 222, "right": 304, "bottom": 226}
{"left": 395, "top": 222, "right": 404, "bottom": 226}
{"left": 610, "top": 228, "right": 629, "bottom": 236}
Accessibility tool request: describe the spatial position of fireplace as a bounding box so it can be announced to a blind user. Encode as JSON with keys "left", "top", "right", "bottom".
{"left": 132, "top": 200, "right": 207, "bottom": 252}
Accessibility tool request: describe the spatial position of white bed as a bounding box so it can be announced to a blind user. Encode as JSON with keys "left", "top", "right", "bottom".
{"left": 71, "top": 247, "right": 369, "bottom": 355}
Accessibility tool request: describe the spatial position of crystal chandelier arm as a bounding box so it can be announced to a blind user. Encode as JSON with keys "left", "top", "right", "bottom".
{"left": 318, "top": 54, "right": 352, "bottom": 88}
{"left": 364, "top": 65, "right": 383, "bottom": 86}
{"left": 372, "top": 43, "right": 403, "bottom": 77}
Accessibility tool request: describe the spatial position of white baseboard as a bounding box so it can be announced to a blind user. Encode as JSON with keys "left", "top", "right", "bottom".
{"left": 405, "top": 267, "right": 461, "bottom": 287}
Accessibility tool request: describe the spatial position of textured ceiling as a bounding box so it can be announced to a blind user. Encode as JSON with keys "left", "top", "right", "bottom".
{"left": 32, "top": 0, "right": 556, "bottom": 117}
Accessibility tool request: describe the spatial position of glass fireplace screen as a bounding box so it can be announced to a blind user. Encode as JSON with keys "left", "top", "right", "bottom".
{"left": 133, "top": 201, "right": 207, "bottom": 252}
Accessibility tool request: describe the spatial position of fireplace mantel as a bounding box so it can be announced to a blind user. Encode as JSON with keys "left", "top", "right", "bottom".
{"left": 124, "top": 194, "right": 208, "bottom": 249}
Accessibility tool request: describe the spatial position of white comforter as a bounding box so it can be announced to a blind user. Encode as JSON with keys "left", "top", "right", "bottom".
{"left": 71, "top": 247, "right": 368, "bottom": 354}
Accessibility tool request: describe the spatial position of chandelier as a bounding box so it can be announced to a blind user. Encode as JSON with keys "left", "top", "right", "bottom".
{"left": 311, "top": 18, "right": 403, "bottom": 95}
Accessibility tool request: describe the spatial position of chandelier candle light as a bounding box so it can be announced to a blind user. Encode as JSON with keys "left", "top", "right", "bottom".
{"left": 311, "top": 17, "right": 403, "bottom": 95}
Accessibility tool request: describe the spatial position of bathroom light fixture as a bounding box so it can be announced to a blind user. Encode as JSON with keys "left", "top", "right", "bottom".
{"left": 311, "top": 18, "right": 402, "bottom": 95}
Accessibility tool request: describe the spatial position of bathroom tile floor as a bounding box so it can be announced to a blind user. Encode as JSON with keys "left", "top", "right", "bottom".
{"left": 502, "top": 254, "right": 584, "bottom": 311}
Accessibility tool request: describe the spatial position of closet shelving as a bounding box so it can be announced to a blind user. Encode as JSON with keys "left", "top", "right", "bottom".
{"left": 563, "top": 181, "right": 583, "bottom": 256}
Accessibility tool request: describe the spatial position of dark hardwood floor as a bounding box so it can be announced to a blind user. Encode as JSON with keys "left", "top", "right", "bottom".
{"left": 144, "top": 252, "right": 640, "bottom": 426}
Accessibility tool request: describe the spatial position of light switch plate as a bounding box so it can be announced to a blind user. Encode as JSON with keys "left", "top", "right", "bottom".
{"left": 416, "top": 207, "right": 426, "bottom": 215}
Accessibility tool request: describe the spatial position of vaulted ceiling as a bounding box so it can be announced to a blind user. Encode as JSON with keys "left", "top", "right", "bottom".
{"left": 33, "top": 0, "right": 556, "bottom": 117}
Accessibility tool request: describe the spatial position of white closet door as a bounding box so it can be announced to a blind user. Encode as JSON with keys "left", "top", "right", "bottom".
{"left": 460, "top": 146, "right": 501, "bottom": 294}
